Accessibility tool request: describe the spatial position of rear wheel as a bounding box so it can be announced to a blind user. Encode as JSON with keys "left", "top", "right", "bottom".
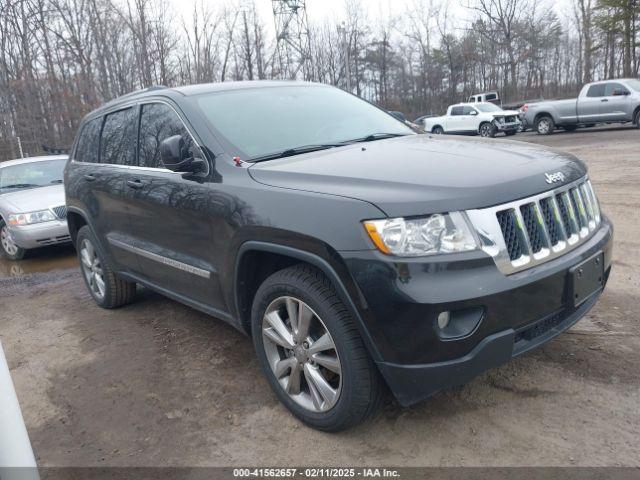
{"left": 432, "top": 126, "right": 444, "bottom": 135}
{"left": 251, "top": 264, "right": 383, "bottom": 431}
{"left": 0, "top": 221, "right": 26, "bottom": 260}
{"left": 479, "top": 122, "right": 496, "bottom": 138}
{"left": 76, "top": 226, "right": 136, "bottom": 308}
{"left": 535, "top": 116, "right": 555, "bottom": 135}
{"left": 634, "top": 110, "right": 640, "bottom": 129}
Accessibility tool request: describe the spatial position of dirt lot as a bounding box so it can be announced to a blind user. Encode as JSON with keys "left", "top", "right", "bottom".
{"left": 1, "top": 126, "right": 639, "bottom": 467}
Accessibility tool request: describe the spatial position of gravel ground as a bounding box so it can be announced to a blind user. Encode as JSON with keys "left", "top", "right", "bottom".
{"left": 1, "top": 125, "right": 639, "bottom": 467}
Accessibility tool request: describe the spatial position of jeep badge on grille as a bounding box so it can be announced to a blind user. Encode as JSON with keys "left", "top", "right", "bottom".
{"left": 544, "top": 171, "right": 565, "bottom": 184}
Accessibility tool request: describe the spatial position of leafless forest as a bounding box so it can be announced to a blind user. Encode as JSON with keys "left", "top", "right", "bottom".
{"left": 0, "top": 0, "right": 638, "bottom": 160}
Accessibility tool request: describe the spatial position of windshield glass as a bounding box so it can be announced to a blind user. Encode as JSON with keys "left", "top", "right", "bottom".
{"left": 475, "top": 103, "right": 503, "bottom": 113}
{"left": 0, "top": 159, "right": 67, "bottom": 194}
{"left": 626, "top": 79, "right": 640, "bottom": 92}
{"left": 194, "top": 85, "right": 413, "bottom": 160}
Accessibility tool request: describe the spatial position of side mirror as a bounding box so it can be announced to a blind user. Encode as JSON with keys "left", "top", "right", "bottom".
{"left": 160, "top": 135, "right": 208, "bottom": 175}
{"left": 470, "top": 110, "right": 478, "bottom": 116}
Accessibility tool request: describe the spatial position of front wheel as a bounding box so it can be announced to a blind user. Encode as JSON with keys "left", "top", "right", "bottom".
{"left": 634, "top": 111, "right": 640, "bottom": 129}
{"left": 432, "top": 126, "right": 444, "bottom": 134}
{"left": 251, "top": 264, "right": 383, "bottom": 432}
{"left": 0, "top": 221, "right": 26, "bottom": 260}
{"left": 479, "top": 122, "right": 496, "bottom": 138}
{"left": 535, "top": 116, "right": 555, "bottom": 135}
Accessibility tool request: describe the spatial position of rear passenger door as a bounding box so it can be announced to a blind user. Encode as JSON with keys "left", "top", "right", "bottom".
{"left": 75, "top": 107, "right": 142, "bottom": 273}
{"left": 125, "top": 102, "right": 223, "bottom": 310}
{"left": 578, "top": 84, "right": 605, "bottom": 123}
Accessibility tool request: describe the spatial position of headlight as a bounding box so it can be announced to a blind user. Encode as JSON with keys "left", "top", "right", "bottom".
{"left": 363, "top": 212, "right": 478, "bottom": 257}
{"left": 8, "top": 210, "right": 56, "bottom": 226}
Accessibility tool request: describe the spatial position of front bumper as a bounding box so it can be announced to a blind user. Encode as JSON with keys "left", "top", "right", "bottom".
{"left": 496, "top": 121, "right": 519, "bottom": 132}
{"left": 8, "top": 220, "right": 70, "bottom": 249}
{"left": 343, "top": 216, "right": 613, "bottom": 406}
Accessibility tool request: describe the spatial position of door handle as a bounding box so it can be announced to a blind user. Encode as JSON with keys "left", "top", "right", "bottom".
{"left": 126, "top": 179, "right": 145, "bottom": 189}
{"left": 601, "top": 99, "right": 608, "bottom": 102}
{"left": 83, "top": 174, "right": 96, "bottom": 182}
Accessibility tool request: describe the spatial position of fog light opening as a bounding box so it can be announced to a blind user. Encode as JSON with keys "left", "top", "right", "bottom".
{"left": 437, "top": 311, "right": 450, "bottom": 330}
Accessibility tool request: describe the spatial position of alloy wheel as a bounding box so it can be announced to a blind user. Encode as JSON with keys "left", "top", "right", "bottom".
{"left": 80, "top": 238, "right": 106, "bottom": 300}
{"left": 480, "top": 124, "right": 493, "bottom": 137}
{"left": 1, "top": 226, "right": 18, "bottom": 256}
{"left": 538, "top": 119, "right": 550, "bottom": 134}
{"left": 261, "top": 296, "right": 342, "bottom": 413}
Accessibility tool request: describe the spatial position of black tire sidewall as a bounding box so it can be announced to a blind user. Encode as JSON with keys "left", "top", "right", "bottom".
{"left": 251, "top": 272, "right": 369, "bottom": 431}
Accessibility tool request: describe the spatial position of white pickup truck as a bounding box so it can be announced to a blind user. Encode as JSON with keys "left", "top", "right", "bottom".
{"left": 523, "top": 78, "right": 640, "bottom": 134}
{"left": 422, "top": 102, "right": 521, "bottom": 138}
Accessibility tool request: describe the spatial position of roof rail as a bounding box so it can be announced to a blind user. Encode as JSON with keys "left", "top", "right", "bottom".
{"left": 101, "top": 85, "right": 169, "bottom": 108}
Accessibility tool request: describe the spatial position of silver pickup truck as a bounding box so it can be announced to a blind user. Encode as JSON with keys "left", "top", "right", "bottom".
{"left": 523, "top": 78, "right": 640, "bottom": 134}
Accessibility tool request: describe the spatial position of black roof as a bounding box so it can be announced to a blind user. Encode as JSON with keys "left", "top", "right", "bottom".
{"left": 93, "top": 80, "right": 324, "bottom": 114}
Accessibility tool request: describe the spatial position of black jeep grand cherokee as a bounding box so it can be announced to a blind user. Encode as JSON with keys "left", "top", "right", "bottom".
{"left": 65, "top": 81, "right": 612, "bottom": 431}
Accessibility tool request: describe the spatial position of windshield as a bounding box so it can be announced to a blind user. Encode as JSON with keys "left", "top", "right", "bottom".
{"left": 626, "top": 79, "right": 640, "bottom": 92}
{"left": 475, "top": 103, "right": 503, "bottom": 113}
{"left": 194, "top": 85, "right": 413, "bottom": 160}
{"left": 0, "top": 159, "right": 67, "bottom": 194}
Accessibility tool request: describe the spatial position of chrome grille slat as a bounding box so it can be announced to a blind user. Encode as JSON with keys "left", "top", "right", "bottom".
{"left": 465, "top": 176, "right": 602, "bottom": 275}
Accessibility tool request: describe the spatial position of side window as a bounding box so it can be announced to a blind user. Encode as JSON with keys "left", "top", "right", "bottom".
{"left": 74, "top": 117, "right": 102, "bottom": 163}
{"left": 586, "top": 84, "right": 605, "bottom": 98}
{"left": 450, "top": 106, "right": 463, "bottom": 116}
{"left": 138, "top": 103, "right": 195, "bottom": 169}
{"left": 100, "top": 107, "right": 137, "bottom": 165}
{"left": 604, "top": 83, "right": 628, "bottom": 96}
{"left": 462, "top": 106, "right": 476, "bottom": 115}
{"left": 486, "top": 93, "right": 497, "bottom": 101}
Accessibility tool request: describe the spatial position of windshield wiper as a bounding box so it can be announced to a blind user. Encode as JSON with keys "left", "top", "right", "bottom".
{"left": 251, "top": 144, "right": 343, "bottom": 162}
{"left": 341, "top": 133, "right": 410, "bottom": 144}
{"left": 0, "top": 183, "right": 39, "bottom": 190}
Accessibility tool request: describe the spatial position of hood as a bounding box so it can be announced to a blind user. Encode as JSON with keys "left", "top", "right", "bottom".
{"left": 248, "top": 135, "right": 587, "bottom": 217}
{"left": 491, "top": 110, "right": 520, "bottom": 117}
{"left": 0, "top": 184, "right": 66, "bottom": 214}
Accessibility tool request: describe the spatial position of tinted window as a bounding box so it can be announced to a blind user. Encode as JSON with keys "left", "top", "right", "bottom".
{"left": 604, "top": 83, "right": 629, "bottom": 96}
{"left": 462, "top": 106, "right": 476, "bottom": 115}
{"left": 485, "top": 93, "right": 497, "bottom": 101}
{"left": 587, "top": 84, "right": 605, "bottom": 97}
{"left": 194, "top": 86, "right": 412, "bottom": 160}
{"left": 74, "top": 117, "right": 102, "bottom": 163}
{"left": 450, "top": 106, "right": 464, "bottom": 116}
{"left": 100, "top": 108, "right": 137, "bottom": 165}
{"left": 138, "top": 103, "right": 195, "bottom": 168}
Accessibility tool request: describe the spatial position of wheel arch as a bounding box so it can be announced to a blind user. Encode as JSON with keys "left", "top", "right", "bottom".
{"left": 233, "top": 241, "right": 382, "bottom": 362}
{"left": 534, "top": 112, "right": 554, "bottom": 124}
{"left": 430, "top": 125, "right": 443, "bottom": 133}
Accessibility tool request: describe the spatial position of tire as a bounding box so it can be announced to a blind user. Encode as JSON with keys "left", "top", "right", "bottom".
{"left": 251, "top": 264, "right": 383, "bottom": 432}
{"left": 563, "top": 125, "right": 577, "bottom": 132}
{"left": 479, "top": 122, "right": 496, "bottom": 138}
{"left": 535, "top": 116, "right": 555, "bottom": 135}
{"left": 76, "top": 225, "right": 136, "bottom": 308}
{"left": 0, "top": 220, "right": 26, "bottom": 260}
{"left": 432, "top": 126, "right": 444, "bottom": 134}
{"left": 634, "top": 110, "right": 640, "bottom": 129}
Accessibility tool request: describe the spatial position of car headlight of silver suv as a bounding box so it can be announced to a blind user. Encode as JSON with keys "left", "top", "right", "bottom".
{"left": 363, "top": 212, "right": 478, "bottom": 257}
{"left": 8, "top": 210, "right": 57, "bottom": 226}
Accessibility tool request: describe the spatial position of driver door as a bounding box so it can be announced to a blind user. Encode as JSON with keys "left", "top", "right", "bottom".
{"left": 124, "top": 102, "right": 224, "bottom": 311}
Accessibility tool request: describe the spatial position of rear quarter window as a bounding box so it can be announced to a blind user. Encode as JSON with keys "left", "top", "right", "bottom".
{"left": 100, "top": 108, "right": 138, "bottom": 165}
{"left": 74, "top": 117, "right": 102, "bottom": 163}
